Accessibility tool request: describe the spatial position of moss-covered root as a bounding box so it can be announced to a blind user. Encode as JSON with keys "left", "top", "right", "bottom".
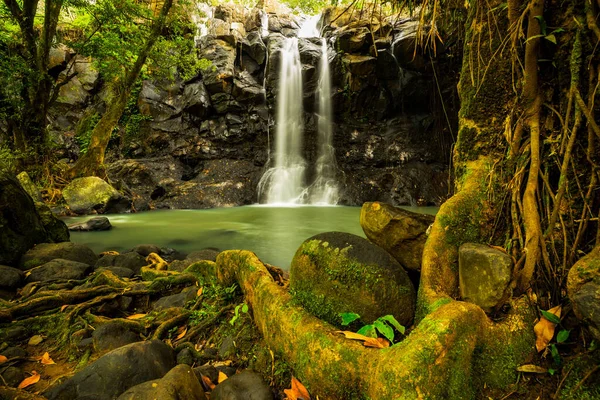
{"left": 419, "top": 158, "right": 493, "bottom": 317}
{"left": 215, "top": 251, "right": 535, "bottom": 400}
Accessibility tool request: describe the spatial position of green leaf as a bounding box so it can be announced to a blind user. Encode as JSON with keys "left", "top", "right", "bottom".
{"left": 339, "top": 312, "right": 361, "bottom": 326}
{"left": 374, "top": 320, "right": 395, "bottom": 343}
{"left": 541, "top": 310, "right": 561, "bottom": 325}
{"left": 552, "top": 28, "right": 565, "bottom": 34}
{"left": 544, "top": 34, "right": 557, "bottom": 44}
{"left": 548, "top": 368, "right": 556, "bottom": 375}
{"left": 241, "top": 303, "right": 249, "bottom": 313}
{"left": 550, "top": 344, "right": 561, "bottom": 365}
{"left": 557, "top": 329, "right": 570, "bottom": 343}
{"left": 534, "top": 15, "right": 547, "bottom": 35}
{"left": 378, "top": 315, "right": 406, "bottom": 335}
{"left": 357, "top": 324, "right": 377, "bottom": 338}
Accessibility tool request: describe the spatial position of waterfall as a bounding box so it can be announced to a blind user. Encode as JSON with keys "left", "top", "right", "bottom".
{"left": 257, "top": 38, "right": 307, "bottom": 204}
{"left": 310, "top": 38, "right": 339, "bottom": 204}
{"left": 261, "top": 11, "right": 269, "bottom": 38}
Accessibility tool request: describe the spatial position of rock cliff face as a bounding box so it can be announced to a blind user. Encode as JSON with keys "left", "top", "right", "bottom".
{"left": 47, "top": 3, "right": 458, "bottom": 210}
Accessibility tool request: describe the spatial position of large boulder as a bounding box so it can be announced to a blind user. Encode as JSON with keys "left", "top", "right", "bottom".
{"left": 567, "top": 246, "right": 600, "bottom": 340}
{"left": 211, "top": 371, "right": 273, "bottom": 400}
{"left": 118, "top": 364, "right": 205, "bottom": 400}
{"left": 16, "top": 171, "right": 43, "bottom": 202}
{"left": 62, "top": 177, "right": 131, "bottom": 214}
{"left": 45, "top": 340, "right": 176, "bottom": 400}
{"left": 0, "top": 265, "right": 24, "bottom": 289}
{"left": 290, "top": 232, "right": 415, "bottom": 327}
{"left": 458, "top": 243, "right": 513, "bottom": 313}
{"left": 20, "top": 242, "right": 97, "bottom": 271}
{"left": 360, "top": 201, "right": 434, "bottom": 272}
{"left": 198, "top": 38, "right": 236, "bottom": 95}
{"left": 95, "top": 252, "right": 147, "bottom": 275}
{"left": 25, "top": 259, "right": 92, "bottom": 283}
{"left": 0, "top": 172, "right": 69, "bottom": 266}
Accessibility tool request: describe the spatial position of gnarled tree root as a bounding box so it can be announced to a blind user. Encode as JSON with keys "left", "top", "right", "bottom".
{"left": 215, "top": 251, "right": 536, "bottom": 400}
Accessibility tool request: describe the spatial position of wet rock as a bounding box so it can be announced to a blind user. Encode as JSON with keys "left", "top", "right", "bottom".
{"left": 0, "top": 265, "right": 24, "bottom": 289}
{"left": 199, "top": 38, "right": 236, "bottom": 95}
{"left": 458, "top": 243, "right": 513, "bottom": 312}
{"left": 25, "top": 259, "right": 92, "bottom": 283}
{"left": 360, "top": 202, "right": 434, "bottom": 272}
{"left": 63, "top": 176, "right": 131, "bottom": 214}
{"left": 1, "top": 346, "right": 28, "bottom": 359}
{"left": 16, "top": 171, "right": 43, "bottom": 202}
{"left": 337, "top": 26, "right": 371, "bottom": 53}
{"left": 567, "top": 246, "right": 600, "bottom": 340}
{"left": 242, "top": 31, "right": 267, "bottom": 65}
{"left": 117, "top": 364, "right": 206, "bottom": 400}
{"left": 95, "top": 252, "right": 147, "bottom": 275}
{"left": 20, "top": 242, "right": 97, "bottom": 271}
{"left": 45, "top": 340, "right": 176, "bottom": 400}
{"left": 177, "top": 347, "right": 195, "bottom": 366}
{"left": 342, "top": 54, "right": 377, "bottom": 76}
{"left": 92, "top": 321, "right": 140, "bottom": 352}
{"left": 0, "top": 172, "right": 68, "bottom": 266}
{"left": 0, "top": 366, "right": 25, "bottom": 387}
{"left": 211, "top": 371, "right": 273, "bottom": 400}
{"left": 0, "top": 325, "right": 28, "bottom": 343}
{"left": 153, "top": 286, "right": 197, "bottom": 310}
{"left": 290, "top": 232, "right": 415, "bottom": 327}
{"left": 131, "top": 244, "right": 163, "bottom": 257}
{"left": 68, "top": 216, "right": 112, "bottom": 231}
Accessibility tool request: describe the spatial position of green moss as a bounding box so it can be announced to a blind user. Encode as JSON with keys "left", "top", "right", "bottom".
{"left": 429, "top": 297, "right": 452, "bottom": 313}
{"left": 559, "top": 351, "right": 600, "bottom": 400}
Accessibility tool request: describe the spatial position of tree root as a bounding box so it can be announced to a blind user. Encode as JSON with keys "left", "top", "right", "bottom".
{"left": 214, "top": 250, "right": 536, "bottom": 399}
{"left": 152, "top": 309, "right": 191, "bottom": 340}
{"left": 0, "top": 386, "right": 48, "bottom": 400}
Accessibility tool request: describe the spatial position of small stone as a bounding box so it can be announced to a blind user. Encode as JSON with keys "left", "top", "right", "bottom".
{"left": 218, "top": 336, "right": 236, "bottom": 359}
{"left": 1, "top": 346, "right": 27, "bottom": 359}
{"left": 130, "top": 244, "right": 162, "bottom": 257}
{"left": 153, "top": 286, "right": 197, "bottom": 310}
{"left": 95, "top": 252, "right": 146, "bottom": 275}
{"left": 0, "top": 326, "right": 27, "bottom": 343}
{"left": 1, "top": 366, "right": 25, "bottom": 387}
{"left": 176, "top": 347, "right": 195, "bottom": 366}
{"left": 68, "top": 216, "right": 112, "bottom": 231}
{"left": 458, "top": 243, "right": 513, "bottom": 312}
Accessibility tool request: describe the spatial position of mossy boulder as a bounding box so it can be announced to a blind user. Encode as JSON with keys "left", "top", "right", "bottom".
{"left": 290, "top": 231, "right": 415, "bottom": 327}
{"left": 0, "top": 172, "right": 69, "bottom": 266}
{"left": 360, "top": 201, "right": 434, "bottom": 272}
{"left": 62, "top": 177, "right": 131, "bottom": 214}
{"left": 16, "top": 171, "right": 43, "bottom": 202}
{"left": 25, "top": 258, "right": 92, "bottom": 283}
{"left": 567, "top": 246, "right": 600, "bottom": 340}
{"left": 35, "top": 201, "right": 70, "bottom": 242}
{"left": 117, "top": 364, "right": 206, "bottom": 400}
{"left": 19, "top": 242, "right": 97, "bottom": 271}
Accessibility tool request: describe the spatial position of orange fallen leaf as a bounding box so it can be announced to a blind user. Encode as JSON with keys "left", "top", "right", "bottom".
{"left": 201, "top": 375, "right": 215, "bottom": 390}
{"left": 41, "top": 352, "right": 55, "bottom": 365}
{"left": 534, "top": 305, "right": 562, "bottom": 352}
{"left": 18, "top": 371, "right": 40, "bottom": 389}
{"left": 335, "top": 331, "right": 390, "bottom": 348}
{"left": 175, "top": 326, "right": 187, "bottom": 340}
{"left": 0, "top": 355, "right": 7, "bottom": 363}
{"left": 126, "top": 313, "right": 146, "bottom": 320}
{"left": 218, "top": 371, "right": 228, "bottom": 383}
{"left": 284, "top": 376, "right": 310, "bottom": 400}
{"left": 197, "top": 287, "right": 203, "bottom": 296}
{"left": 60, "top": 305, "right": 68, "bottom": 312}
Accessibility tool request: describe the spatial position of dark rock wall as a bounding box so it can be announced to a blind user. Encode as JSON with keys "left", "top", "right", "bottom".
{"left": 45, "top": 3, "right": 458, "bottom": 210}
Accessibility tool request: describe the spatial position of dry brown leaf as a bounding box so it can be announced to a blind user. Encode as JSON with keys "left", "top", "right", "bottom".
{"left": 336, "top": 331, "right": 373, "bottom": 341}
{"left": 18, "top": 371, "right": 40, "bottom": 389}
{"left": 175, "top": 326, "right": 187, "bottom": 340}
{"left": 517, "top": 364, "right": 548, "bottom": 374}
{"left": 284, "top": 376, "right": 311, "bottom": 400}
{"left": 126, "top": 313, "right": 146, "bottom": 320}
{"left": 534, "top": 305, "right": 562, "bottom": 352}
{"left": 60, "top": 305, "right": 68, "bottom": 312}
{"left": 214, "top": 360, "right": 232, "bottom": 367}
{"left": 197, "top": 287, "right": 203, "bottom": 297}
{"left": 41, "top": 352, "right": 55, "bottom": 365}
{"left": 0, "top": 355, "right": 7, "bottom": 363}
{"left": 201, "top": 375, "right": 216, "bottom": 390}
{"left": 28, "top": 335, "right": 44, "bottom": 346}
{"left": 218, "top": 371, "right": 228, "bottom": 383}
{"left": 363, "top": 337, "right": 390, "bottom": 349}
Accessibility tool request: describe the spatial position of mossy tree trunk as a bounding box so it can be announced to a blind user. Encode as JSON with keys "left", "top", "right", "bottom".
{"left": 70, "top": 0, "right": 173, "bottom": 178}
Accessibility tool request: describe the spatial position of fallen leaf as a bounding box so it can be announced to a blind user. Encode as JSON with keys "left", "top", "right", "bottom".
{"left": 126, "top": 313, "right": 147, "bottom": 320}
{"left": 517, "top": 364, "right": 548, "bottom": 374}
{"left": 218, "top": 371, "right": 228, "bottom": 383}
{"left": 197, "top": 287, "right": 203, "bottom": 297}
{"left": 534, "top": 305, "right": 562, "bottom": 352}
{"left": 41, "top": 352, "right": 55, "bottom": 365}
{"left": 60, "top": 305, "right": 68, "bottom": 312}
{"left": 214, "top": 360, "right": 232, "bottom": 367}
{"left": 0, "top": 355, "right": 7, "bottom": 363}
{"left": 284, "top": 376, "right": 311, "bottom": 400}
{"left": 201, "top": 375, "right": 215, "bottom": 390}
{"left": 335, "top": 331, "right": 390, "bottom": 348}
{"left": 100, "top": 251, "right": 120, "bottom": 256}
{"left": 175, "top": 326, "right": 187, "bottom": 340}
{"left": 165, "top": 339, "right": 173, "bottom": 348}
{"left": 28, "top": 335, "right": 44, "bottom": 346}
{"left": 18, "top": 371, "right": 40, "bottom": 389}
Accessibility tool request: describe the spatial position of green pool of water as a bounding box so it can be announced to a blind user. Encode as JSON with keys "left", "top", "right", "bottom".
{"left": 64, "top": 205, "right": 438, "bottom": 270}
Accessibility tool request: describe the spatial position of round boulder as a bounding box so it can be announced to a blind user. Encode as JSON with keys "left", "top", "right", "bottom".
{"left": 211, "top": 371, "right": 273, "bottom": 400}
{"left": 68, "top": 216, "right": 112, "bottom": 231}
{"left": 360, "top": 202, "right": 434, "bottom": 272}
{"left": 62, "top": 177, "right": 131, "bottom": 214}
{"left": 19, "top": 242, "right": 97, "bottom": 271}
{"left": 567, "top": 246, "right": 600, "bottom": 340}
{"left": 290, "top": 232, "right": 415, "bottom": 327}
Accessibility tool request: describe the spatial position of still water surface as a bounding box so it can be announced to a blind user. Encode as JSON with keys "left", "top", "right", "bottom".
{"left": 65, "top": 206, "right": 437, "bottom": 269}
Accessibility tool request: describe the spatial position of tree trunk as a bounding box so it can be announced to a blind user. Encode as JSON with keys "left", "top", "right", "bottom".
{"left": 71, "top": 0, "right": 174, "bottom": 178}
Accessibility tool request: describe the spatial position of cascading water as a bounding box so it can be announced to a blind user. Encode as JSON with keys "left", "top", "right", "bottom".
{"left": 257, "top": 37, "right": 307, "bottom": 204}
{"left": 310, "top": 38, "right": 339, "bottom": 204}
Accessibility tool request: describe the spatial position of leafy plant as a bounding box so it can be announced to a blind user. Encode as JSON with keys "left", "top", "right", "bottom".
{"left": 339, "top": 312, "right": 406, "bottom": 344}
{"left": 229, "top": 303, "right": 249, "bottom": 326}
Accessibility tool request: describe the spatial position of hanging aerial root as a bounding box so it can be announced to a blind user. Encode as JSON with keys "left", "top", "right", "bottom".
{"left": 214, "top": 250, "right": 536, "bottom": 400}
